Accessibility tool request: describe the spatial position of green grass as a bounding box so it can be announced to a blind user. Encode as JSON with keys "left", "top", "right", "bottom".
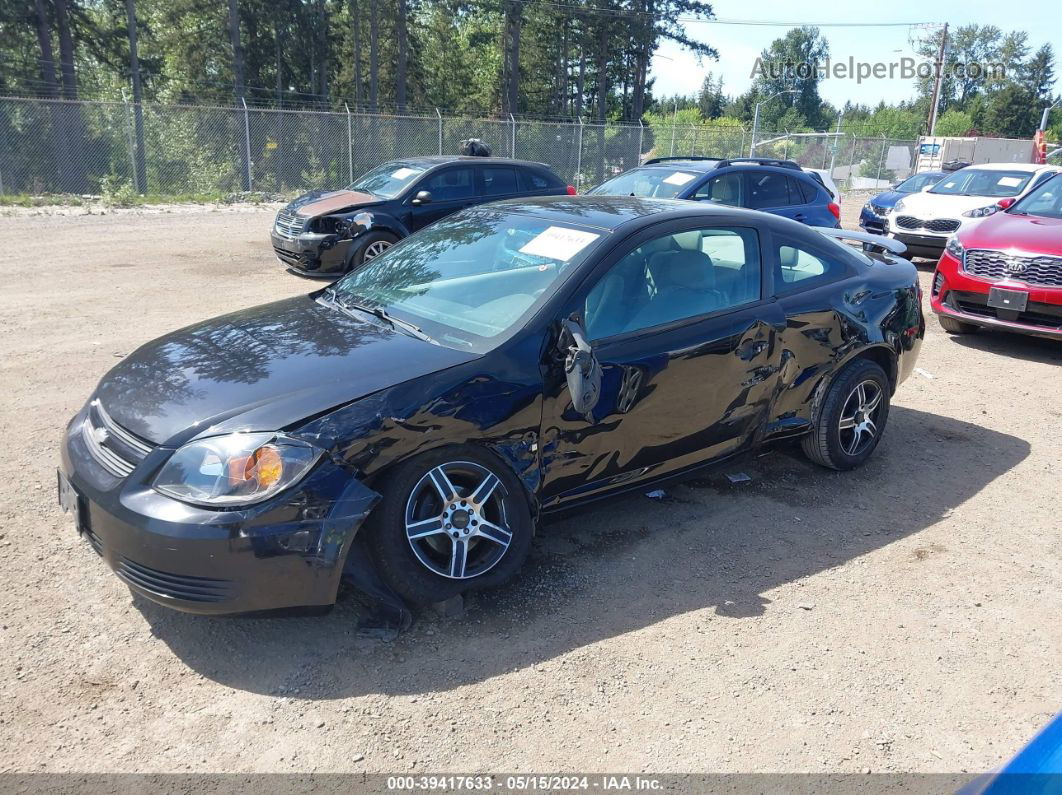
{"left": 0, "top": 191, "right": 281, "bottom": 208}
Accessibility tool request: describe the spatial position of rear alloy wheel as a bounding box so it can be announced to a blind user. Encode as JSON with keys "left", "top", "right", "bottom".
{"left": 365, "top": 448, "right": 533, "bottom": 605}
{"left": 938, "top": 315, "right": 979, "bottom": 334}
{"left": 802, "top": 358, "right": 891, "bottom": 471}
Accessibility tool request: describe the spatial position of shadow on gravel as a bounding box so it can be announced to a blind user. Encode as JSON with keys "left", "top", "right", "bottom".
{"left": 136, "top": 405, "right": 1029, "bottom": 699}
{"left": 944, "top": 330, "right": 1062, "bottom": 366}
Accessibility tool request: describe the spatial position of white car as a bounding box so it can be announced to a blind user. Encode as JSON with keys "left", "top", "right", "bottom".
{"left": 887, "top": 162, "right": 1060, "bottom": 258}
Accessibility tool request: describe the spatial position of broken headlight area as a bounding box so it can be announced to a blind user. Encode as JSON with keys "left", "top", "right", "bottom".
{"left": 315, "top": 211, "right": 374, "bottom": 237}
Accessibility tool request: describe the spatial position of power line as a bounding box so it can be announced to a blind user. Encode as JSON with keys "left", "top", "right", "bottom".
{"left": 504, "top": 0, "right": 939, "bottom": 27}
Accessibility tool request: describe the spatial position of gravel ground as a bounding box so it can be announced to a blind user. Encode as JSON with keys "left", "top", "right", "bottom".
{"left": 0, "top": 200, "right": 1059, "bottom": 775}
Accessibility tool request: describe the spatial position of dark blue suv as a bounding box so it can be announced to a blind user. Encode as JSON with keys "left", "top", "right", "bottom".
{"left": 588, "top": 156, "right": 841, "bottom": 228}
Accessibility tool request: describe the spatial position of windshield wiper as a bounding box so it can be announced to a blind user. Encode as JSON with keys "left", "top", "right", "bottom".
{"left": 321, "top": 289, "right": 436, "bottom": 344}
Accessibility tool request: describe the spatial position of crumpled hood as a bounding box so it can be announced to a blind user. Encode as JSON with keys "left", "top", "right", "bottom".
{"left": 895, "top": 191, "right": 1004, "bottom": 218}
{"left": 286, "top": 189, "right": 382, "bottom": 219}
{"left": 95, "top": 295, "right": 477, "bottom": 446}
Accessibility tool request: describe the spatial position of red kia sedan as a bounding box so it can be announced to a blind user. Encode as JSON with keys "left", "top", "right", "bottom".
{"left": 932, "top": 172, "right": 1062, "bottom": 340}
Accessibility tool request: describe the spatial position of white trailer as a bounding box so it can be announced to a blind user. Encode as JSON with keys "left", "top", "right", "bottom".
{"left": 914, "top": 136, "right": 1035, "bottom": 173}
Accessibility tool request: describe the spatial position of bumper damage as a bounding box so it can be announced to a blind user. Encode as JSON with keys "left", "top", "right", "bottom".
{"left": 60, "top": 409, "right": 381, "bottom": 615}
{"left": 270, "top": 230, "right": 355, "bottom": 276}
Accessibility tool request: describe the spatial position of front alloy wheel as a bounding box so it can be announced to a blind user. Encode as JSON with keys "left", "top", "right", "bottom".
{"left": 405, "top": 462, "right": 512, "bottom": 580}
{"left": 363, "top": 239, "right": 392, "bottom": 261}
{"left": 365, "top": 446, "right": 533, "bottom": 605}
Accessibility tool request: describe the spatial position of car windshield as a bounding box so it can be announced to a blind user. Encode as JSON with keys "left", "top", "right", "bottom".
{"left": 1008, "top": 173, "right": 1062, "bottom": 219}
{"left": 328, "top": 210, "right": 607, "bottom": 352}
{"left": 929, "top": 169, "right": 1033, "bottom": 197}
{"left": 347, "top": 162, "right": 427, "bottom": 198}
{"left": 589, "top": 167, "right": 706, "bottom": 198}
{"left": 896, "top": 172, "right": 942, "bottom": 193}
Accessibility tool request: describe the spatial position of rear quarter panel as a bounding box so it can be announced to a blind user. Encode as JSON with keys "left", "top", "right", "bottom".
{"left": 767, "top": 249, "right": 923, "bottom": 435}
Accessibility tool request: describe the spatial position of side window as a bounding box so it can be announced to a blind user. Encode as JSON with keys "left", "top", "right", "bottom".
{"left": 422, "top": 168, "right": 475, "bottom": 201}
{"left": 584, "top": 226, "right": 761, "bottom": 340}
{"left": 692, "top": 172, "right": 743, "bottom": 206}
{"left": 522, "top": 170, "right": 551, "bottom": 190}
{"left": 789, "top": 177, "right": 815, "bottom": 204}
{"left": 776, "top": 243, "right": 848, "bottom": 292}
{"left": 747, "top": 171, "right": 792, "bottom": 209}
{"left": 482, "top": 167, "right": 520, "bottom": 196}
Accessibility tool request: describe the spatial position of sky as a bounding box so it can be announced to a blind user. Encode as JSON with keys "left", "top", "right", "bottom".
{"left": 649, "top": 0, "right": 1061, "bottom": 109}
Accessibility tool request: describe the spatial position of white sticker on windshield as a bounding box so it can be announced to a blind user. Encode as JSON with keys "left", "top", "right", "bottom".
{"left": 663, "top": 171, "right": 697, "bottom": 186}
{"left": 997, "top": 176, "right": 1023, "bottom": 187}
{"left": 518, "top": 226, "right": 601, "bottom": 261}
{"left": 391, "top": 167, "right": 418, "bottom": 180}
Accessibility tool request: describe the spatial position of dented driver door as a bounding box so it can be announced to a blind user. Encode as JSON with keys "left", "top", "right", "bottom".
{"left": 537, "top": 221, "right": 786, "bottom": 509}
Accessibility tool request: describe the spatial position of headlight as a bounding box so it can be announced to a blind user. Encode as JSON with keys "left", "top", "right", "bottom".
{"left": 945, "top": 236, "right": 964, "bottom": 260}
{"left": 154, "top": 432, "right": 322, "bottom": 507}
{"left": 863, "top": 202, "right": 873, "bottom": 212}
{"left": 962, "top": 204, "right": 998, "bottom": 218}
{"left": 893, "top": 199, "right": 906, "bottom": 213}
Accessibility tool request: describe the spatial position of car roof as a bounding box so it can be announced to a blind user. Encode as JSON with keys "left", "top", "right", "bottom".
{"left": 639, "top": 159, "right": 720, "bottom": 172}
{"left": 385, "top": 155, "right": 554, "bottom": 170}
{"left": 476, "top": 194, "right": 781, "bottom": 232}
{"left": 958, "top": 162, "right": 1045, "bottom": 172}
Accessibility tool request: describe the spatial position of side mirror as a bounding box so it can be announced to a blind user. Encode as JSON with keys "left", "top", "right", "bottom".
{"left": 411, "top": 190, "right": 432, "bottom": 205}
{"left": 921, "top": 184, "right": 933, "bottom": 192}
{"left": 560, "top": 317, "right": 601, "bottom": 417}
{"left": 996, "top": 197, "right": 1015, "bottom": 209}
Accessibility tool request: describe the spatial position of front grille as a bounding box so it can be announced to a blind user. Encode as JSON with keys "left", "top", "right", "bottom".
{"left": 114, "top": 557, "right": 233, "bottom": 603}
{"left": 964, "top": 249, "right": 1062, "bottom": 288}
{"left": 896, "top": 215, "right": 960, "bottom": 233}
{"left": 274, "top": 209, "right": 307, "bottom": 240}
{"left": 870, "top": 204, "right": 888, "bottom": 216}
{"left": 82, "top": 399, "right": 152, "bottom": 478}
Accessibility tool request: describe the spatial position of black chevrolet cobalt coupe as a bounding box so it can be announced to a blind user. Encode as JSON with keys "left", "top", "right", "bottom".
{"left": 60, "top": 197, "right": 924, "bottom": 612}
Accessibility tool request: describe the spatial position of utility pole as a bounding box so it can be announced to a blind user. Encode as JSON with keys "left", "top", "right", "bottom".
{"left": 124, "top": 0, "right": 146, "bottom": 193}
{"left": 927, "top": 22, "right": 948, "bottom": 137}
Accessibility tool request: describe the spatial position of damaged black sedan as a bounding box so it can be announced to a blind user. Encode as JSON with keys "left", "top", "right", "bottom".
{"left": 60, "top": 197, "right": 923, "bottom": 614}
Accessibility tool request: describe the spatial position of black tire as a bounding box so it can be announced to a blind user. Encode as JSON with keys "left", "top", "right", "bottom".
{"left": 802, "top": 358, "right": 891, "bottom": 471}
{"left": 348, "top": 230, "right": 399, "bottom": 271}
{"left": 364, "top": 446, "right": 534, "bottom": 605}
{"left": 938, "top": 315, "right": 979, "bottom": 335}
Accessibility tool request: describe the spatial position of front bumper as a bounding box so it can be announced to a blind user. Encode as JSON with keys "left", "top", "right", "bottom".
{"left": 931, "top": 252, "right": 1062, "bottom": 340}
{"left": 889, "top": 230, "right": 947, "bottom": 258}
{"left": 270, "top": 229, "right": 354, "bottom": 276}
{"left": 858, "top": 207, "right": 887, "bottom": 235}
{"left": 60, "top": 407, "right": 379, "bottom": 615}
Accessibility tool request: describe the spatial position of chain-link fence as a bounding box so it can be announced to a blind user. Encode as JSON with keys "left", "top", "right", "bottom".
{"left": 0, "top": 96, "right": 918, "bottom": 198}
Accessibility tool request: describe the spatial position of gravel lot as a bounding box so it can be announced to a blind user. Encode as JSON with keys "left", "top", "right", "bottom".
{"left": 1, "top": 199, "right": 1059, "bottom": 775}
